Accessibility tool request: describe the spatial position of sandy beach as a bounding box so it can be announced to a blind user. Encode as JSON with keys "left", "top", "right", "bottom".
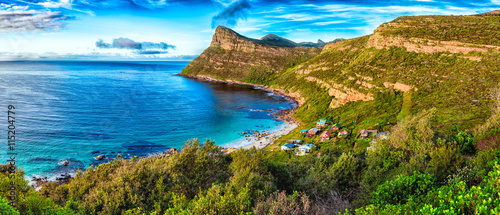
{"left": 241, "top": 122, "right": 298, "bottom": 150}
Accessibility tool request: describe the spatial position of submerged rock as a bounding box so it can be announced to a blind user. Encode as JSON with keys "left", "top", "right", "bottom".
{"left": 55, "top": 173, "right": 72, "bottom": 185}
{"left": 95, "top": 155, "right": 106, "bottom": 160}
{"left": 28, "top": 157, "right": 57, "bottom": 163}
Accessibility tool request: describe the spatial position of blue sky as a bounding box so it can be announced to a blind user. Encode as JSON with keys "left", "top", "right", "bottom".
{"left": 0, "top": 0, "right": 498, "bottom": 61}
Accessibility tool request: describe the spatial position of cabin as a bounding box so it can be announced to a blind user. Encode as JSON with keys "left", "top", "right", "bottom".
{"left": 320, "top": 131, "right": 331, "bottom": 141}
{"left": 281, "top": 143, "right": 296, "bottom": 151}
{"left": 299, "top": 129, "right": 309, "bottom": 134}
{"left": 316, "top": 121, "right": 327, "bottom": 128}
{"left": 295, "top": 144, "right": 317, "bottom": 156}
{"left": 360, "top": 129, "right": 378, "bottom": 139}
{"left": 331, "top": 123, "right": 342, "bottom": 131}
{"left": 307, "top": 128, "right": 320, "bottom": 137}
{"left": 338, "top": 130, "right": 349, "bottom": 138}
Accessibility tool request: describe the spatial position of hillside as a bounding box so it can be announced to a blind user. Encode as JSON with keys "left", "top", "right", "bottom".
{"left": 181, "top": 13, "right": 500, "bottom": 135}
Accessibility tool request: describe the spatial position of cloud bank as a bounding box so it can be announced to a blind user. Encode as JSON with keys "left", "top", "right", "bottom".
{"left": 211, "top": 0, "right": 251, "bottom": 28}
{"left": 95, "top": 37, "right": 176, "bottom": 54}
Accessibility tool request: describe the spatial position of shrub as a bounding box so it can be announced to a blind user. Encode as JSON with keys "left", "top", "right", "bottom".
{"left": 450, "top": 131, "right": 476, "bottom": 155}
{"left": 371, "top": 171, "right": 437, "bottom": 205}
{"left": 387, "top": 108, "right": 436, "bottom": 155}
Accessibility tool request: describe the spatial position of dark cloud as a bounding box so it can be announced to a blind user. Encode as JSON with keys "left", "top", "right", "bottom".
{"left": 211, "top": 0, "right": 251, "bottom": 28}
{"left": 95, "top": 37, "right": 175, "bottom": 54}
{"left": 112, "top": 37, "right": 142, "bottom": 49}
{"left": 95, "top": 40, "right": 111, "bottom": 48}
{"left": 141, "top": 41, "right": 175, "bottom": 50}
{"left": 137, "top": 50, "right": 167, "bottom": 54}
{"left": 0, "top": 9, "right": 72, "bottom": 32}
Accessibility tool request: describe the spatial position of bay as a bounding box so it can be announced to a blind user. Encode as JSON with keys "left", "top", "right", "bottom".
{"left": 0, "top": 61, "right": 293, "bottom": 178}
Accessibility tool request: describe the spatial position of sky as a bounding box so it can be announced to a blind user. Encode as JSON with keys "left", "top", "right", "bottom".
{"left": 0, "top": 0, "right": 498, "bottom": 61}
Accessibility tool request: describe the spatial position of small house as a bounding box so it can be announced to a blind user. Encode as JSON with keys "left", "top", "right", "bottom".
{"left": 331, "top": 123, "right": 342, "bottom": 131}
{"left": 338, "top": 130, "right": 349, "bottom": 138}
{"left": 307, "top": 128, "right": 320, "bottom": 137}
{"left": 300, "top": 129, "right": 309, "bottom": 134}
{"left": 281, "top": 143, "right": 296, "bottom": 151}
{"left": 316, "top": 121, "right": 327, "bottom": 128}
{"left": 360, "top": 129, "right": 378, "bottom": 139}
{"left": 320, "top": 131, "right": 331, "bottom": 141}
{"left": 295, "top": 144, "right": 317, "bottom": 156}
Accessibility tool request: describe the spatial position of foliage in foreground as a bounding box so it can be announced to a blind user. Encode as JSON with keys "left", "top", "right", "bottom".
{"left": 1, "top": 107, "right": 499, "bottom": 214}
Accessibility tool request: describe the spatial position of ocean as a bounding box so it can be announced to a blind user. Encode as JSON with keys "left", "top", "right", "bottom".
{"left": 0, "top": 61, "right": 294, "bottom": 179}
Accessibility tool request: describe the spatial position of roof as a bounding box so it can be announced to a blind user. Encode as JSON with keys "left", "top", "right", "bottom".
{"left": 321, "top": 131, "right": 331, "bottom": 136}
{"left": 320, "top": 118, "right": 332, "bottom": 122}
{"left": 339, "top": 131, "right": 348, "bottom": 134}
{"left": 309, "top": 128, "right": 320, "bottom": 132}
{"left": 317, "top": 121, "right": 326, "bottom": 124}
{"left": 333, "top": 123, "right": 342, "bottom": 127}
{"left": 299, "top": 144, "right": 317, "bottom": 149}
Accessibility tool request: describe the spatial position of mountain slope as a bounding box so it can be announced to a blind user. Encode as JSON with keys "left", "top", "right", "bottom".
{"left": 181, "top": 13, "right": 500, "bottom": 134}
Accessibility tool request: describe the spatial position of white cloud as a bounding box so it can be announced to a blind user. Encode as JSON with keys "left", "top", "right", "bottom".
{"left": 312, "top": 20, "right": 346, "bottom": 26}
{"left": 271, "top": 13, "right": 328, "bottom": 21}
{"left": 38, "top": 0, "right": 73, "bottom": 9}
{"left": 131, "top": 0, "right": 168, "bottom": 9}
{"left": 0, "top": 6, "right": 71, "bottom": 32}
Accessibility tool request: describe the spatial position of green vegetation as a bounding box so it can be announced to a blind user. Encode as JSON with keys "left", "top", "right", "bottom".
{"left": 380, "top": 14, "right": 500, "bottom": 46}
{"left": 2, "top": 12, "right": 500, "bottom": 214}
{"left": 2, "top": 107, "right": 500, "bottom": 214}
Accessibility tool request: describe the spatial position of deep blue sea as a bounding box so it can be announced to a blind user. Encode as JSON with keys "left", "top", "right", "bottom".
{"left": 0, "top": 61, "right": 293, "bottom": 179}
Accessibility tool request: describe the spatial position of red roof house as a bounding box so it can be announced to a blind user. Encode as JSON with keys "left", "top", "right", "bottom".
{"left": 320, "top": 131, "right": 331, "bottom": 141}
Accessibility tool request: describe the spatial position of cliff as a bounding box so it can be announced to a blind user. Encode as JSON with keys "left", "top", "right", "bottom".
{"left": 180, "top": 26, "right": 322, "bottom": 82}
{"left": 181, "top": 12, "right": 500, "bottom": 133}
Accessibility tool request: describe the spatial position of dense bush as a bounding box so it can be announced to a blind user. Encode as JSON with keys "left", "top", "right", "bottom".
{"left": 371, "top": 171, "right": 437, "bottom": 205}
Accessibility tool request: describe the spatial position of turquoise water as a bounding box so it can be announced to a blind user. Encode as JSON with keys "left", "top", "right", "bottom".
{"left": 0, "top": 61, "right": 293, "bottom": 178}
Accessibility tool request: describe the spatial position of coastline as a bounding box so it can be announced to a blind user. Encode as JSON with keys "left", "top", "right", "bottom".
{"left": 178, "top": 73, "right": 302, "bottom": 150}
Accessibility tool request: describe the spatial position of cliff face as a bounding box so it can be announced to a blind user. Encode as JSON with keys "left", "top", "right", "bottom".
{"left": 209, "top": 26, "right": 261, "bottom": 51}
{"left": 180, "top": 26, "right": 322, "bottom": 82}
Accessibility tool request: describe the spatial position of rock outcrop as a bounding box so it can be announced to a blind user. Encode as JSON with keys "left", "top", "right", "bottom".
{"left": 181, "top": 26, "right": 322, "bottom": 80}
